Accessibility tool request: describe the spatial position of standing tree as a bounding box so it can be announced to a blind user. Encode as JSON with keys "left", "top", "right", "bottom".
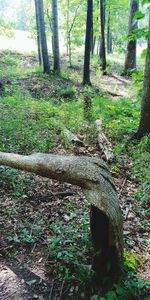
{"left": 91, "top": 18, "right": 95, "bottom": 54}
{"left": 107, "top": 7, "right": 113, "bottom": 54}
{"left": 35, "top": 0, "right": 42, "bottom": 65}
{"left": 100, "top": 0, "right": 106, "bottom": 72}
{"left": 124, "top": 0, "right": 139, "bottom": 75}
{"left": 83, "top": 0, "right": 93, "bottom": 85}
{"left": 35, "top": 0, "right": 50, "bottom": 74}
{"left": 66, "top": 1, "right": 82, "bottom": 67}
{"left": 66, "top": 0, "right": 70, "bottom": 56}
{"left": 135, "top": 11, "right": 150, "bottom": 138}
{"left": 51, "top": 0, "right": 61, "bottom": 73}
{"left": 92, "top": 0, "right": 100, "bottom": 56}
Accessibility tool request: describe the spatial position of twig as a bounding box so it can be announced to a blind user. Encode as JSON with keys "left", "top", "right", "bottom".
{"left": 125, "top": 203, "right": 132, "bottom": 221}
{"left": 110, "top": 74, "right": 129, "bottom": 85}
{"left": 44, "top": 252, "right": 50, "bottom": 265}
{"left": 107, "top": 91, "right": 122, "bottom": 97}
{"left": 29, "top": 216, "right": 37, "bottom": 239}
{"left": 49, "top": 280, "right": 55, "bottom": 300}
{"left": 118, "top": 177, "right": 127, "bottom": 199}
{"left": 54, "top": 191, "right": 74, "bottom": 198}
{"left": 59, "top": 280, "right": 65, "bottom": 299}
{"left": 68, "top": 1, "right": 82, "bottom": 34}
{"left": 31, "top": 242, "right": 37, "bottom": 253}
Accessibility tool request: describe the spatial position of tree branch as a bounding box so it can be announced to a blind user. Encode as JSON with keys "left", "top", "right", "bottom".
{"left": 69, "top": 1, "right": 82, "bottom": 34}
{"left": 0, "top": 152, "right": 123, "bottom": 282}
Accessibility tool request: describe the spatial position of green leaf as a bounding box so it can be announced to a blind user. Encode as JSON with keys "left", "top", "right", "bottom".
{"left": 134, "top": 11, "right": 145, "bottom": 20}
{"left": 141, "top": 0, "right": 150, "bottom": 5}
{"left": 105, "top": 291, "right": 118, "bottom": 300}
{"left": 141, "top": 48, "right": 147, "bottom": 60}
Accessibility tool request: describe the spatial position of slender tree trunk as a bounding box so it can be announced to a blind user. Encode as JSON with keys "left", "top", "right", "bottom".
{"left": 91, "top": 22, "right": 94, "bottom": 54}
{"left": 66, "top": 0, "right": 70, "bottom": 56}
{"left": 97, "top": 39, "right": 100, "bottom": 55}
{"left": 100, "top": 0, "right": 106, "bottom": 72}
{"left": 135, "top": 12, "right": 150, "bottom": 138}
{"left": 68, "top": 32, "right": 72, "bottom": 67}
{"left": 92, "top": 36, "right": 96, "bottom": 54}
{"left": 124, "top": 0, "right": 139, "bottom": 75}
{"left": 99, "top": 0, "right": 106, "bottom": 60}
{"left": 91, "top": 29, "right": 96, "bottom": 55}
{"left": 94, "top": 0, "right": 99, "bottom": 56}
{"left": 83, "top": 0, "right": 93, "bottom": 85}
{"left": 46, "top": 9, "right": 54, "bottom": 58}
{"left": 91, "top": 8, "right": 95, "bottom": 55}
{"left": 51, "top": 0, "right": 60, "bottom": 74}
{"left": 35, "top": 0, "right": 42, "bottom": 65}
{"left": 107, "top": 31, "right": 112, "bottom": 54}
{"left": 67, "top": 2, "right": 81, "bottom": 67}
{"left": 36, "top": 0, "right": 50, "bottom": 74}
{"left": 0, "top": 152, "right": 123, "bottom": 284}
{"left": 107, "top": 8, "right": 113, "bottom": 54}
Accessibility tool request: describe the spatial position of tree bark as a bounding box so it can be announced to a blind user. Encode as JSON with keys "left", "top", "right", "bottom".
{"left": 68, "top": 31, "right": 72, "bottom": 67}
{"left": 66, "top": 0, "right": 70, "bottom": 56}
{"left": 0, "top": 152, "right": 123, "bottom": 283}
{"left": 35, "top": 0, "right": 42, "bottom": 65}
{"left": 90, "top": 9, "right": 95, "bottom": 55}
{"left": 95, "top": 119, "right": 113, "bottom": 161}
{"left": 63, "top": 128, "right": 84, "bottom": 146}
{"left": 135, "top": 12, "right": 150, "bottom": 138}
{"left": 99, "top": 0, "right": 106, "bottom": 58}
{"left": 124, "top": 0, "right": 139, "bottom": 75}
{"left": 107, "top": 9, "right": 113, "bottom": 54}
{"left": 92, "top": 36, "right": 96, "bottom": 55}
{"left": 83, "top": 0, "right": 93, "bottom": 85}
{"left": 35, "top": 0, "right": 50, "bottom": 74}
{"left": 51, "top": 0, "right": 61, "bottom": 74}
{"left": 46, "top": 9, "right": 54, "bottom": 59}
{"left": 100, "top": 0, "right": 106, "bottom": 72}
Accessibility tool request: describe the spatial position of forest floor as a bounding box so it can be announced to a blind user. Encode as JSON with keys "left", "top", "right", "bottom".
{"left": 0, "top": 51, "right": 150, "bottom": 300}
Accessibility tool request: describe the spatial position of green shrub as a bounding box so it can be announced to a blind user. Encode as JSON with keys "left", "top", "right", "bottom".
{"left": 58, "top": 86, "right": 76, "bottom": 99}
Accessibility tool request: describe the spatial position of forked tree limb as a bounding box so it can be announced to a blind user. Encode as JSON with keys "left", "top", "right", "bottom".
{"left": 0, "top": 152, "right": 123, "bottom": 283}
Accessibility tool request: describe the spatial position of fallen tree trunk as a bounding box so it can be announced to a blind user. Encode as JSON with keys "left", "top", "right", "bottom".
{"left": 0, "top": 152, "right": 123, "bottom": 284}
{"left": 63, "top": 128, "right": 84, "bottom": 146}
{"left": 95, "top": 119, "right": 113, "bottom": 161}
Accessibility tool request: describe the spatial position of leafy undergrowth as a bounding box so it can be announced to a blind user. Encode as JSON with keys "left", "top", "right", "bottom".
{"left": 0, "top": 50, "right": 150, "bottom": 299}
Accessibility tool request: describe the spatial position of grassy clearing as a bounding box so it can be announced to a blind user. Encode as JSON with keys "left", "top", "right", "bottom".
{"left": 0, "top": 50, "right": 150, "bottom": 299}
